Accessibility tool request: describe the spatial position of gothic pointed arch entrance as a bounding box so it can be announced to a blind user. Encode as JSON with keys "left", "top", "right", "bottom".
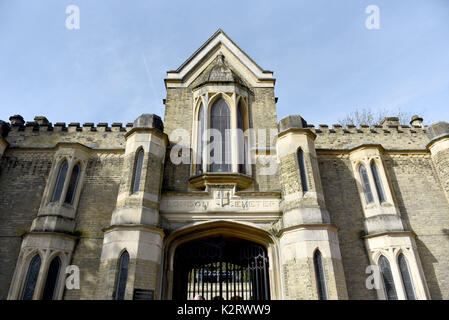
{"left": 174, "top": 236, "right": 269, "bottom": 300}
{"left": 163, "top": 221, "right": 280, "bottom": 300}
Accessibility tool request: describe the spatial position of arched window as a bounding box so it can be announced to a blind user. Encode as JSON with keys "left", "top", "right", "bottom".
{"left": 237, "top": 101, "right": 246, "bottom": 174}
{"left": 196, "top": 103, "right": 204, "bottom": 175}
{"left": 51, "top": 161, "right": 68, "bottom": 203}
{"left": 297, "top": 149, "right": 308, "bottom": 192}
{"left": 370, "top": 161, "right": 386, "bottom": 203}
{"left": 132, "top": 149, "right": 144, "bottom": 194}
{"left": 21, "top": 254, "right": 41, "bottom": 300}
{"left": 115, "top": 251, "right": 130, "bottom": 300}
{"left": 313, "top": 250, "right": 328, "bottom": 300}
{"left": 210, "top": 98, "right": 231, "bottom": 172}
{"left": 398, "top": 254, "right": 416, "bottom": 300}
{"left": 42, "top": 256, "right": 61, "bottom": 300}
{"left": 359, "top": 164, "right": 374, "bottom": 204}
{"left": 378, "top": 255, "right": 397, "bottom": 300}
{"left": 64, "top": 164, "right": 80, "bottom": 205}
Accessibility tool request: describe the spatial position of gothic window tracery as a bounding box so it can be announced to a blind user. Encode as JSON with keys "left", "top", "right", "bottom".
{"left": 313, "top": 250, "right": 328, "bottom": 300}
{"left": 371, "top": 161, "right": 386, "bottom": 203}
{"left": 42, "top": 256, "right": 61, "bottom": 300}
{"left": 398, "top": 253, "right": 416, "bottom": 300}
{"left": 64, "top": 164, "right": 80, "bottom": 205}
{"left": 378, "top": 255, "right": 397, "bottom": 300}
{"left": 51, "top": 160, "right": 68, "bottom": 203}
{"left": 359, "top": 164, "right": 374, "bottom": 204}
{"left": 21, "top": 254, "right": 41, "bottom": 300}
{"left": 115, "top": 251, "right": 130, "bottom": 300}
{"left": 210, "top": 98, "right": 231, "bottom": 173}
{"left": 132, "top": 149, "right": 144, "bottom": 194}
{"left": 297, "top": 149, "right": 308, "bottom": 193}
{"left": 196, "top": 103, "right": 204, "bottom": 175}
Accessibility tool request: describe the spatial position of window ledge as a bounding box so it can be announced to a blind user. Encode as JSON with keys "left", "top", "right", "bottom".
{"left": 189, "top": 172, "right": 253, "bottom": 190}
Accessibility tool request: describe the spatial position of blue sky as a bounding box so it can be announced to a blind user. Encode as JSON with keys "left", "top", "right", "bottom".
{"left": 0, "top": 0, "right": 448, "bottom": 127}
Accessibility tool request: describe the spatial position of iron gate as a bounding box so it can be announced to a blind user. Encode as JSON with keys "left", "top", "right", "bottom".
{"left": 173, "top": 237, "right": 270, "bottom": 300}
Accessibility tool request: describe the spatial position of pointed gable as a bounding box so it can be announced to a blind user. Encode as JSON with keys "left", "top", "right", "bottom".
{"left": 165, "top": 29, "right": 275, "bottom": 88}
{"left": 191, "top": 53, "right": 249, "bottom": 89}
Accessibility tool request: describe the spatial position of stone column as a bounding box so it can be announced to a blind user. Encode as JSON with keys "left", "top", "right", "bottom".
{"left": 98, "top": 114, "right": 168, "bottom": 300}
{"left": 276, "top": 115, "right": 348, "bottom": 300}
{"left": 427, "top": 122, "right": 449, "bottom": 203}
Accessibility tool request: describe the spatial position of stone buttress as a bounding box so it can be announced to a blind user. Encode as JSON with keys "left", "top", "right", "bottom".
{"left": 427, "top": 122, "right": 449, "bottom": 203}
{"left": 98, "top": 114, "right": 168, "bottom": 300}
{"left": 276, "top": 115, "right": 348, "bottom": 299}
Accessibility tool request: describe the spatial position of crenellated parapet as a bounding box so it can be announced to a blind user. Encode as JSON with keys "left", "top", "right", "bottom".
{"left": 303, "top": 119, "right": 429, "bottom": 150}
{"left": 5, "top": 115, "right": 135, "bottom": 149}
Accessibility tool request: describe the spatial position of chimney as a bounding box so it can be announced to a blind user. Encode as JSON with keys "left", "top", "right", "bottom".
{"left": 34, "top": 116, "right": 49, "bottom": 125}
{"left": 410, "top": 115, "right": 423, "bottom": 128}
{"left": 380, "top": 117, "right": 399, "bottom": 128}
{"left": 9, "top": 115, "right": 24, "bottom": 126}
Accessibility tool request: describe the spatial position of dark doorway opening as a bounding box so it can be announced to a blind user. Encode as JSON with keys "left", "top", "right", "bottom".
{"left": 173, "top": 236, "right": 270, "bottom": 300}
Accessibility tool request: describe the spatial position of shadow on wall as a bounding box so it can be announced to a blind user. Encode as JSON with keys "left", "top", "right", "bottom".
{"left": 384, "top": 155, "right": 443, "bottom": 300}
{"left": 65, "top": 157, "right": 123, "bottom": 300}
{"left": 318, "top": 156, "right": 377, "bottom": 300}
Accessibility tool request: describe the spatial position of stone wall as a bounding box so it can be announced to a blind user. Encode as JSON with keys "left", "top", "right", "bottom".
{"left": 317, "top": 150, "right": 449, "bottom": 299}
{"left": 63, "top": 151, "right": 123, "bottom": 299}
{"left": 0, "top": 149, "right": 54, "bottom": 299}
{"left": 312, "top": 125, "right": 429, "bottom": 149}
{"left": 384, "top": 153, "right": 449, "bottom": 299}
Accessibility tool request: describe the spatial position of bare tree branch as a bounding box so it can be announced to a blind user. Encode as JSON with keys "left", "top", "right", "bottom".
{"left": 338, "top": 107, "right": 412, "bottom": 127}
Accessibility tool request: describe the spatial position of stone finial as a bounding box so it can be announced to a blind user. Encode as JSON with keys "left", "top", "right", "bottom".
{"left": 217, "top": 52, "right": 225, "bottom": 65}
{"left": 380, "top": 117, "right": 400, "bottom": 128}
{"left": 9, "top": 114, "right": 24, "bottom": 125}
{"left": 133, "top": 114, "right": 164, "bottom": 132}
{"left": 278, "top": 115, "right": 308, "bottom": 132}
{"left": 0, "top": 120, "right": 11, "bottom": 138}
{"left": 427, "top": 122, "right": 449, "bottom": 140}
{"left": 34, "top": 116, "right": 49, "bottom": 125}
{"left": 410, "top": 115, "right": 423, "bottom": 127}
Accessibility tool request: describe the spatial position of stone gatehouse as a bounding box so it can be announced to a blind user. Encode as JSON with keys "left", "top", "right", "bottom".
{"left": 0, "top": 29, "right": 448, "bottom": 300}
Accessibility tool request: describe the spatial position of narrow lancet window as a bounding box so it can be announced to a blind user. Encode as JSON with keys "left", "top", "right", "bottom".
{"left": 64, "top": 164, "right": 80, "bottom": 205}
{"left": 313, "top": 250, "right": 328, "bottom": 300}
{"left": 379, "top": 255, "right": 398, "bottom": 300}
{"left": 42, "top": 257, "right": 61, "bottom": 300}
{"left": 115, "top": 251, "right": 130, "bottom": 300}
{"left": 21, "top": 254, "right": 41, "bottom": 300}
{"left": 237, "top": 101, "right": 246, "bottom": 174}
{"left": 196, "top": 103, "right": 204, "bottom": 175}
{"left": 297, "top": 149, "right": 308, "bottom": 192}
{"left": 359, "top": 164, "right": 374, "bottom": 204}
{"left": 210, "top": 98, "right": 231, "bottom": 172}
{"left": 398, "top": 254, "right": 416, "bottom": 300}
{"left": 51, "top": 161, "right": 68, "bottom": 203}
{"left": 132, "top": 149, "right": 144, "bottom": 194}
{"left": 371, "top": 161, "right": 386, "bottom": 203}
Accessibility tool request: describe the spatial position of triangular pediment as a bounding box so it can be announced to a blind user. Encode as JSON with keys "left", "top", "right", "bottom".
{"left": 165, "top": 29, "right": 275, "bottom": 88}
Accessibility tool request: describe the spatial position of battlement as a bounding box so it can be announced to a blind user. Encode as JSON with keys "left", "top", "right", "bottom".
{"left": 1, "top": 113, "right": 436, "bottom": 151}
{"left": 2, "top": 115, "right": 140, "bottom": 149}
{"left": 305, "top": 123, "right": 427, "bottom": 135}
{"left": 9, "top": 121, "right": 134, "bottom": 133}
{"left": 278, "top": 115, "right": 431, "bottom": 150}
{"left": 307, "top": 123, "right": 429, "bottom": 150}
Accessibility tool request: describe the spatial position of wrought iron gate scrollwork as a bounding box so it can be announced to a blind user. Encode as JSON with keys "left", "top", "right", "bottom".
{"left": 173, "top": 237, "right": 270, "bottom": 300}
